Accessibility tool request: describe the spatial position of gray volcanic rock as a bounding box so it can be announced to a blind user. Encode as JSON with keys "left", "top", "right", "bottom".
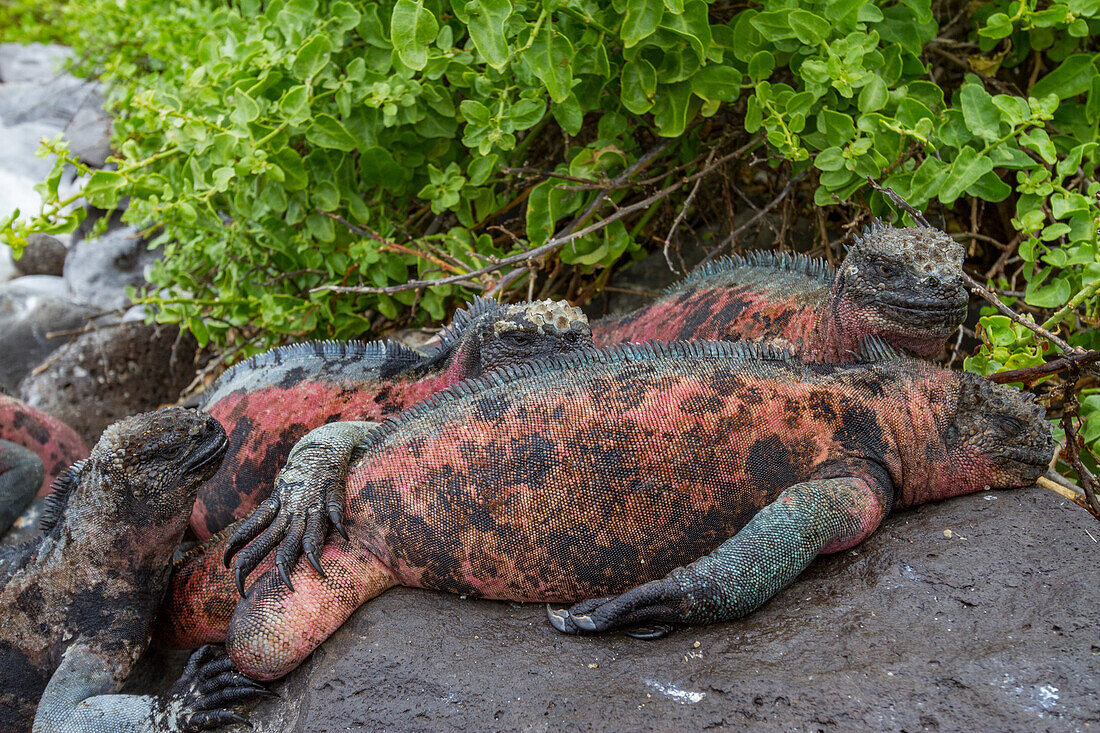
{"left": 0, "top": 275, "right": 95, "bottom": 392}
{"left": 62, "top": 89, "right": 112, "bottom": 167}
{"left": 18, "top": 321, "right": 199, "bottom": 444}
{"left": 0, "top": 43, "right": 73, "bottom": 84}
{"left": 13, "top": 233, "right": 66, "bottom": 276}
{"left": 243, "top": 487, "right": 1098, "bottom": 731}
{"left": 63, "top": 222, "right": 160, "bottom": 311}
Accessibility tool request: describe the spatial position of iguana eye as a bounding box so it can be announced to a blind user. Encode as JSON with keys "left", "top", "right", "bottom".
{"left": 507, "top": 332, "right": 535, "bottom": 346}
{"left": 163, "top": 444, "right": 187, "bottom": 460}
{"left": 876, "top": 261, "right": 897, "bottom": 278}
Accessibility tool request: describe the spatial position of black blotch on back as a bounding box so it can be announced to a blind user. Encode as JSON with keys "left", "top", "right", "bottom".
{"left": 746, "top": 436, "right": 798, "bottom": 492}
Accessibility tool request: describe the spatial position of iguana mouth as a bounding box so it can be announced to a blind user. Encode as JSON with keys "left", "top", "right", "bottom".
{"left": 185, "top": 431, "right": 229, "bottom": 474}
{"left": 878, "top": 299, "right": 968, "bottom": 325}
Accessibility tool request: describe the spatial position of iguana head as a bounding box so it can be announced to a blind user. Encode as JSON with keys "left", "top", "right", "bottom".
{"left": 45, "top": 408, "right": 227, "bottom": 534}
{"left": 427, "top": 297, "right": 594, "bottom": 378}
{"left": 832, "top": 221, "right": 967, "bottom": 357}
{"left": 936, "top": 375, "right": 1054, "bottom": 500}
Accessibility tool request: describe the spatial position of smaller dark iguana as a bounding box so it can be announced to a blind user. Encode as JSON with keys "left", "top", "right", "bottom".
{"left": 213, "top": 339, "right": 1051, "bottom": 681}
{"left": 0, "top": 394, "right": 90, "bottom": 535}
{"left": 592, "top": 221, "right": 967, "bottom": 360}
{"left": 0, "top": 408, "right": 263, "bottom": 731}
{"left": 191, "top": 297, "right": 592, "bottom": 539}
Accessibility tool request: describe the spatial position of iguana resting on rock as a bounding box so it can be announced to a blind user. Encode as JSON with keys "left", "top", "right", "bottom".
{"left": 0, "top": 394, "right": 90, "bottom": 535}
{"left": 209, "top": 339, "right": 1049, "bottom": 681}
{"left": 191, "top": 297, "right": 592, "bottom": 539}
{"left": 156, "top": 298, "right": 593, "bottom": 646}
{"left": 0, "top": 408, "right": 263, "bottom": 731}
{"left": 592, "top": 222, "right": 967, "bottom": 360}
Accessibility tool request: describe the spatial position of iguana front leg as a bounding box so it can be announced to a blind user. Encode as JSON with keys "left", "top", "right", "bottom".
{"left": 225, "top": 421, "right": 378, "bottom": 593}
{"left": 0, "top": 439, "right": 45, "bottom": 536}
{"left": 33, "top": 643, "right": 262, "bottom": 732}
{"left": 548, "top": 476, "right": 889, "bottom": 636}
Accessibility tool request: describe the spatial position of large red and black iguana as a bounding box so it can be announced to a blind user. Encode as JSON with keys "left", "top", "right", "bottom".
{"left": 199, "top": 340, "right": 1048, "bottom": 681}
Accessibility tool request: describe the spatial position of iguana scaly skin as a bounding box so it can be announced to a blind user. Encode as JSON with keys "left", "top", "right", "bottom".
{"left": 191, "top": 297, "right": 592, "bottom": 539}
{"left": 0, "top": 408, "right": 264, "bottom": 732}
{"left": 592, "top": 222, "right": 967, "bottom": 360}
{"left": 157, "top": 298, "right": 592, "bottom": 646}
{"left": 0, "top": 394, "right": 90, "bottom": 534}
{"left": 215, "top": 340, "right": 1051, "bottom": 680}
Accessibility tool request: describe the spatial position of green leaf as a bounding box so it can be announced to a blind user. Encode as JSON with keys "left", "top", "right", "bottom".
{"left": 1025, "top": 272, "right": 1072, "bottom": 307}
{"left": 1031, "top": 54, "right": 1096, "bottom": 99}
{"left": 788, "top": 9, "right": 829, "bottom": 45}
{"left": 359, "top": 146, "right": 404, "bottom": 191}
{"left": 551, "top": 93, "right": 583, "bottom": 135}
{"left": 527, "top": 23, "right": 574, "bottom": 102}
{"left": 391, "top": 0, "right": 439, "bottom": 71}
{"left": 229, "top": 89, "right": 260, "bottom": 126}
{"left": 279, "top": 85, "right": 310, "bottom": 124}
{"left": 306, "top": 114, "right": 358, "bottom": 150}
{"left": 858, "top": 76, "right": 888, "bottom": 113}
{"left": 292, "top": 34, "right": 333, "bottom": 80}
{"left": 621, "top": 58, "right": 657, "bottom": 114}
{"left": 621, "top": 0, "right": 662, "bottom": 47}
{"left": 692, "top": 65, "right": 741, "bottom": 103}
{"left": 83, "top": 170, "right": 125, "bottom": 208}
{"left": 959, "top": 80, "right": 1001, "bottom": 142}
{"left": 939, "top": 146, "right": 993, "bottom": 205}
{"left": 652, "top": 81, "right": 692, "bottom": 137}
{"left": 1019, "top": 128, "right": 1058, "bottom": 164}
{"left": 466, "top": 0, "right": 512, "bottom": 69}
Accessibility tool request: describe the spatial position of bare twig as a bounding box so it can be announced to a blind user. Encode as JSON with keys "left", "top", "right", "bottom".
{"left": 699, "top": 171, "right": 807, "bottom": 266}
{"left": 312, "top": 138, "right": 762, "bottom": 297}
{"left": 662, "top": 148, "right": 716, "bottom": 273}
{"left": 987, "top": 350, "right": 1100, "bottom": 385}
{"left": 1037, "top": 476, "right": 1098, "bottom": 517}
{"left": 1058, "top": 378, "right": 1100, "bottom": 518}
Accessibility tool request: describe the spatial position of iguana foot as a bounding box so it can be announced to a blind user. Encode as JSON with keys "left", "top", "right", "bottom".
{"left": 225, "top": 422, "right": 378, "bottom": 594}
{"left": 155, "top": 645, "right": 268, "bottom": 731}
{"left": 546, "top": 580, "right": 686, "bottom": 636}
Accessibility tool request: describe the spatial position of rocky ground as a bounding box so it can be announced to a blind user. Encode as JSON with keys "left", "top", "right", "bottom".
{"left": 236, "top": 487, "right": 1098, "bottom": 732}
{"left": 1, "top": 40, "right": 1097, "bottom": 733}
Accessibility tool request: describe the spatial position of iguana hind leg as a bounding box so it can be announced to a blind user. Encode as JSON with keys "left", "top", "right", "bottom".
{"left": 548, "top": 476, "right": 888, "bottom": 635}
{"left": 226, "top": 541, "right": 397, "bottom": 681}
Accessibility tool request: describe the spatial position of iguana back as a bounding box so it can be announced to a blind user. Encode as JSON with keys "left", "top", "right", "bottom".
{"left": 192, "top": 298, "right": 592, "bottom": 538}
{"left": 593, "top": 223, "right": 967, "bottom": 360}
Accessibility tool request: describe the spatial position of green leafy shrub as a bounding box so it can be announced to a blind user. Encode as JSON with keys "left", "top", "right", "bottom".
{"left": 1, "top": 1, "right": 1097, "bottom": 416}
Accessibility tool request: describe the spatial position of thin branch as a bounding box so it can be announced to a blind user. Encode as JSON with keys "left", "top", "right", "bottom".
{"left": 662, "top": 147, "right": 715, "bottom": 273}
{"left": 699, "top": 171, "right": 807, "bottom": 266}
{"left": 1036, "top": 476, "right": 1099, "bottom": 517}
{"left": 312, "top": 138, "right": 761, "bottom": 297}
{"left": 987, "top": 350, "right": 1100, "bottom": 385}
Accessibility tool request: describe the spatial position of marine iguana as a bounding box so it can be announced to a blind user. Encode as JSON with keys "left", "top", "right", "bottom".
{"left": 0, "top": 394, "right": 90, "bottom": 534}
{"left": 208, "top": 339, "right": 1049, "bottom": 681}
{"left": 191, "top": 297, "right": 592, "bottom": 539}
{"left": 592, "top": 222, "right": 967, "bottom": 360}
{"left": 0, "top": 408, "right": 263, "bottom": 731}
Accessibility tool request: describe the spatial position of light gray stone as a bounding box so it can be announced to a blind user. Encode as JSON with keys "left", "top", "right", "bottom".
{"left": 12, "top": 232, "right": 66, "bottom": 276}
{"left": 0, "top": 43, "right": 72, "bottom": 84}
{"left": 0, "top": 275, "right": 95, "bottom": 392}
{"left": 63, "top": 221, "right": 160, "bottom": 311}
